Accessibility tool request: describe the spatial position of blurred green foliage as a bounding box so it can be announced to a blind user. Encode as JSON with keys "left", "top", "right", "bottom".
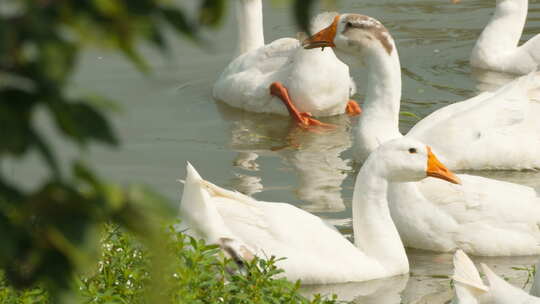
{"left": 0, "top": 0, "right": 319, "bottom": 301}
{"left": 1, "top": 223, "right": 341, "bottom": 304}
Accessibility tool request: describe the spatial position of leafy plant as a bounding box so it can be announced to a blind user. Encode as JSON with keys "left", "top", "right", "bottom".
{"left": 512, "top": 265, "right": 536, "bottom": 289}
{"left": 1, "top": 223, "right": 344, "bottom": 304}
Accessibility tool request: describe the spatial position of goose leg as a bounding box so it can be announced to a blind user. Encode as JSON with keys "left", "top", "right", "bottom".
{"left": 269, "top": 82, "right": 334, "bottom": 129}
{"left": 346, "top": 100, "right": 362, "bottom": 116}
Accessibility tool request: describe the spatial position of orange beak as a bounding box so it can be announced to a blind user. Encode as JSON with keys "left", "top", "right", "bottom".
{"left": 426, "top": 146, "right": 461, "bottom": 185}
{"left": 451, "top": 0, "right": 460, "bottom": 3}
{"left": 302, "top": 15, "right": 340, "bottom": 49}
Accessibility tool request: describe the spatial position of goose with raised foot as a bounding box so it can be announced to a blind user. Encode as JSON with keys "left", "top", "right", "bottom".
{"left": 178, "top": 138, "right": 460, "bottom": 284}
{"left": 470, "top": 0, "right": 540, "bottom": 75}
{"left": 304, "top": 14, "right": 540, "bottom": 256}
{"left": 451, "top": 249, "right": 540, "bottom": 304}
{"left": 213, "top": 0, "right": 361, "bottom": 130}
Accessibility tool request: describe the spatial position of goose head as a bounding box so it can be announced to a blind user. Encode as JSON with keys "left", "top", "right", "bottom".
{"left": 303, "top": 14, "right": 396, "bottom": 58}
{"left": 371, "top": 138, "right": 461, "bottom": 185}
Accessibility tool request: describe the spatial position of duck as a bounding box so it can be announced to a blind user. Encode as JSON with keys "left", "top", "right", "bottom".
{"left": 212, "top": 0, "right": 361, "bottom": 129}
{"left": 451, "top": 249, "right": 540, "bottom": 303}
{"left": 178, "top": 137, "right": 460, "bottom": 284}
{"left": 470, "top": 0, "right": 540, "bottom": 75}
{"left": 304, "top": 13, "right": 540, "bottom": 256}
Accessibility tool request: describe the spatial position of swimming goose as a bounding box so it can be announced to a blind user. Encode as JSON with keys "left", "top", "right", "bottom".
{"left": 470, "top": 0, "right": 540, "bottom": 74}
{"left": 212, "top": 0, "right": 361, "bottom": 129}
{"left": 304, "top": 13, "right": 540, "bottom": 170}
{"left": 451, "top": 249, "right": 540, "bottom": 304}
{"left": 304, "top": 14, "right": 540, "bottom": 256}
{"left": 178, "top": 138, "right": 460, "bottom": 284}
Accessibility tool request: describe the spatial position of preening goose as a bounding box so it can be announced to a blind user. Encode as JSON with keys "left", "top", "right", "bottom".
{"left": 304, "top": 13, "right": 540, "bottom": 256}
{"left": 212, "top": 0, "right": 361, "bottom": 129}
{"left": 178, "top": 138, "right": 460, "bottom": 284}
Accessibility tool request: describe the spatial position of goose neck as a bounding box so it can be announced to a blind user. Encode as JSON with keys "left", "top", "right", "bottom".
{"left": 355, "top": 47, "right": 403, "bottom": 161}
{"left": 352, "top": 159, "right": 408, "bottom": 273}
{"left": 362, "top": 48, "right": 402, "bottom": 132}
{"left": 235, "top": 0, "right": 265, "bottom": 55}
{"left": 474, "top": 0, "right": 528, "bottom": 54}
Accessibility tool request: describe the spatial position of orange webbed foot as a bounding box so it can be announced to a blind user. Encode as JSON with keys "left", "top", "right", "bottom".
{"left": 269, "top": 82, "right": 335, "bottom": 131}
{"left": 346, "top": 100, "right": 362, "bottom": 116}
{"left": 297, "top": 112, "right": 335, "bottom": 131}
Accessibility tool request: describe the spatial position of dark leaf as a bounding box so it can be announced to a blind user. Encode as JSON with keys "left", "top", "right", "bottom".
{"left": 0, "top": 178, "right": 23, "bottom": 203}
{"left": 31, "top": 130, "right": 60, "bottom": 178}
{"left": 198, "top": 0, "right": 226, "bottom": 28}
{"left": 160, "top": 8, "right": 199, "bottom": 41}
{"left": 72, "top": 161, "right": 101, "bottom": 190}
{"left": 49, "top": 100, "right": 118, "bottom": 147}
{"left": 147, "top": 21, "right": 168, "bottom": 52}
{"left": 117, "top": 37, "right": 150, "bottom": 73}
{"left": 0, "top": 91, "right": 35, "bottom": 155}
{"left": 294, "top": 0, "right": 317, "bottom": 34}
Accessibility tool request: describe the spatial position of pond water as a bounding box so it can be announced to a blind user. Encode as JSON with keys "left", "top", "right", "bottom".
{"left": 5, "top": 0, "right": 540, "bottom": 302}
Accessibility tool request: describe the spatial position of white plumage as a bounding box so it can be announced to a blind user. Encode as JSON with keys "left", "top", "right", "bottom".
{"left": 178, "top": 138, "right": 459, "bottom": 284}
{"left": 407, "top": 72, "right": 540, "bottom": 170}
{"left": 213, "top": 1, "right": 355, "bottom": 117}
{"left": 304, "top": 13, "right": 540, "bottom": 255}
{"left": 390, "top": 174, "right": 540, "bottom": 256}
{"left": 470, "top": 0, "right": 540, "bottom": 74}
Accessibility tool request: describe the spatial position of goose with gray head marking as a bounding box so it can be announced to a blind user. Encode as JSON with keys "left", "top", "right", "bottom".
{"left": 304, "top": 13, "right": 540, "bottom": 256}
{"left": 470, "top": 0, "right": 540, "bottom": 74}
{"left": 212, "top": 0, "right": 361, "bottom": 130}
{"left": 304, "top": 13, "right": 540, "bottom": 170}
{"left": 178, "top": 138, "right": 460, "bottom": 284}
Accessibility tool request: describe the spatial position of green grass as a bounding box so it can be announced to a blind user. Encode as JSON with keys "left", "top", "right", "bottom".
{"left": 0, "top": 223, "right": 343, "bottom": 304}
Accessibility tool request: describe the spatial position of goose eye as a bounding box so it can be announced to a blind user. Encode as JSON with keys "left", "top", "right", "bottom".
{"left": 408, "top": 148, "right": 417, "bottom": 154}
{"left": 346, "top": 21, "right": 353, "bottom": 27}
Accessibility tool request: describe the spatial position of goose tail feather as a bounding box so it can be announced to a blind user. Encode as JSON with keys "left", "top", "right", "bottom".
{"left": 452, "top": 250, "right": 488, "bottom": 304}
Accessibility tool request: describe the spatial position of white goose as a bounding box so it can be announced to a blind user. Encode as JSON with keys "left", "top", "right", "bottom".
{"left": 452, "top": 249, "right": 540, "bottom": 304}
{"left": 212, "top": 0, "right": 361, "bottom": 129}
{"left": 470, "top": 0, "right": 540, "bottom": 75}
{"left": 305, "top": 13, "right": 540, "bottom": 171}
{"left": 304, "top": 14, "right": 540, "bottom": 256}
{"left": 179, "top": 138, "right": 460, "bottom": 284}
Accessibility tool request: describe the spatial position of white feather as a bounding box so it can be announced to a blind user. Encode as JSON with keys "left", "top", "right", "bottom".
{"left": 214, "top": 3, "right": 355, "bottom": 117}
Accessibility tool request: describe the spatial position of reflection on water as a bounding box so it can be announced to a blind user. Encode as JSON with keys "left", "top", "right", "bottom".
{"left": 278, "top": 117, "right": 352, "bottom": 212}
{"left": 217, "top": 102, "right": 352, "bottom": 212}
{"left": 300, "top": 248, "right": 540, "bottom": 303}
{"left": 301, "top": 274, "right": 408, "bottom": 303}
{"left": 402, "top": 249, "right": 540, "bottom": 304}
{"left": 233, "top": 152, "right": 260, "bottom": 171}
{"left": 228, "top": 171, "right": 263, "bottom": 196}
